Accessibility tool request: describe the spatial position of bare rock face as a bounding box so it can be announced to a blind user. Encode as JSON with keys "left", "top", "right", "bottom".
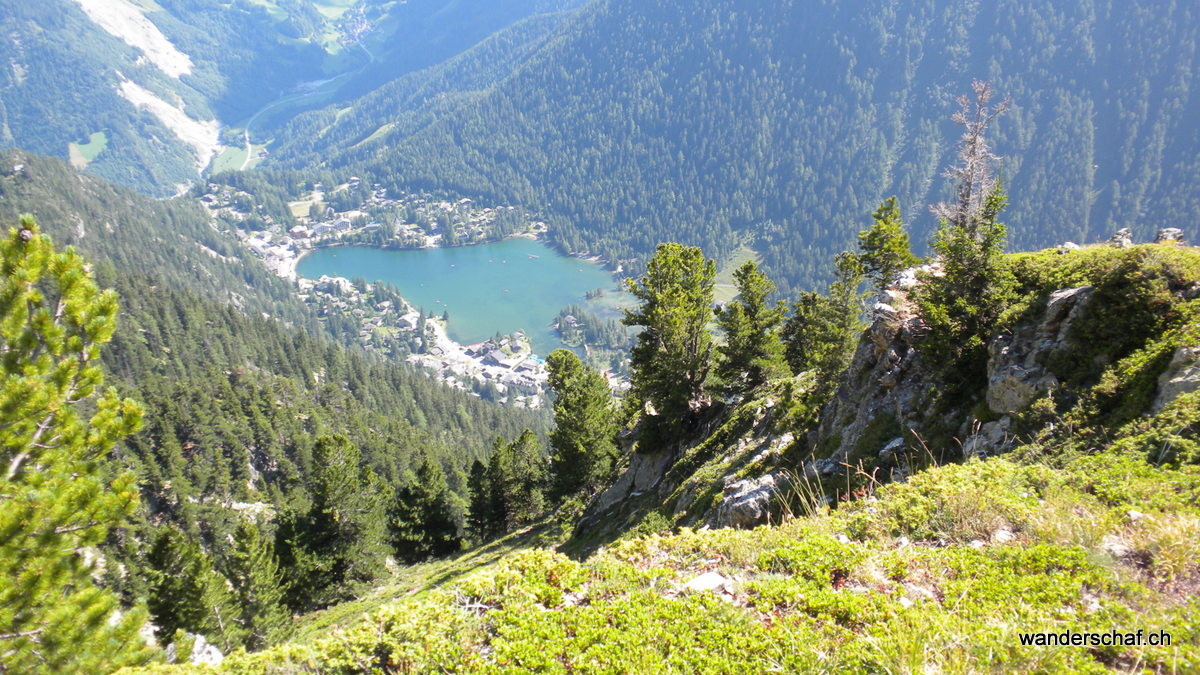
{"left": 716, "top": 471, "right": 789, "bottom": 529}
{"left": 1153, "top": 346, "right": 1200, "bottom": 411}
{"left": 986, "top": 286, "right": 1093, "bottom": 414}
{"left": 1109, "top": 228, "right": 1134, "bottom": 248}
{"left": 1155, "top": 227, "right": 1185, "bottom": 245}
{"left": 587, "top": 447, "right": 675, "bottom": 517}
{"left": 805, "top": 279, "right": 931, "bottom": 479}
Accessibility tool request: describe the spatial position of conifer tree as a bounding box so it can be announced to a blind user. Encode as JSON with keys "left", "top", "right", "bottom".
{"left": 145, "top": 525, "right": 213, "bottom": 644}
{"left": 467, "top": 459, "right": 497, "bottom": 541}
{"left": 546, "top": 349, "right": 619, "bottom": 499}
{"left": 915, "top": 81, "right": 1015, "bottom": 385}
{"left": 714, "top": 261, "right": 789, "bottom": 395}
{"left": 478, "top": 431, "right": 547, "bottom": 535}
{"left": 223, "top": 521, "right": 290, "bottom": 651}
{"left": 0, "top": 216, "right": 153, "bottom": 672}
{"left": 504, "top": 430, "right": 549, "bottom": 531}
{"left": 278, "top": 434, "right": 392, "bottom": 609}
{"left": 858, "top": 197, "right": 918, "bottom": 292}
{"left": 145, "top": 525, "right": 243, "bottom": 651}
{"left": 623, "top": 243, "right": 716, "bottom": 441}
{"left": 781, "top": 252, "right": 866, "bottom": 396}
{"left": 390, "top": 457, "right": 462, "bottom": 562}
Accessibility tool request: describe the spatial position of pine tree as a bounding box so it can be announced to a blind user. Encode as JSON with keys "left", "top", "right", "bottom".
{"left": 390, "top": 457, "right": 462, "bottom": 563}
{"left": 781, "top": 252, "right": 866, "bottom": 396}
{"left": 0, "top": 216, "right": 154, "bottom": 671}
{"left": 915, "top": 183, "right": 1014, "bottom": 385}
{"left": 499, "top": 430, "right": 547, "bottom": 531}
{"left": 477, "top": 431, "right": 547, "bottom": 535}
{"left": 623, "top": 243, "right": 716, "bottom": 442}
{"left": 145, "top": 525, "right": 243, "bottom": 651}
{"left": 278, "top": 434, "right": 392, "bottom": 609}
{"left": 467, "top": 459, "right": 496, "bottom": 541}
{"left": 858, "top": 197, "right": 918, "bottom": 292}
{"left": 546, "top": 349, "right": 619, "bottom": 499}
{"left": 714, "top": 261, "right": 789, "bottom": 395}
{"left": 223, "top": 521, "right": 290, "bottom": 651}
{"left": 145, "top": 526, "right": 211, "bottom": 644}
{"left": 914, "top": 82, "right": 1015, "bottom": 386}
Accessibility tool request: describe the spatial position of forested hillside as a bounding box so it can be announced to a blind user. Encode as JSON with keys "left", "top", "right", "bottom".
{"left": 270, "top": 0, "right": 1200, "bottom": 293}
{"left": 0, "top": 0, "right": 332, "bottom": 192}
{"left": 330, "top": 0, "right": 587, "bottom": 101}
{"left": 142, "top": 181, "right": 1200, "bottom": 672}
{"left": 0, "top": 0, "right": 590, "bottom": 196}
{"left": 0, "top": 151, "right": 546, "bottom": 657}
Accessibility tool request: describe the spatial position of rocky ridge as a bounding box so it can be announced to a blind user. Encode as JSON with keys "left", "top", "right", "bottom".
{"left": 581, "top": 232, "right": 1200, "bottom": 537}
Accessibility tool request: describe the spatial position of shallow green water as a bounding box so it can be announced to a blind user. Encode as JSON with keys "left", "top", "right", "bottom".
{"left": 297, "top": 239, "right": 619, "bottom": 356}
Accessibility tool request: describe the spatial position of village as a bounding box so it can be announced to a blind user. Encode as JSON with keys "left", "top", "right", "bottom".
{"left": 199, "top": 178, "right": 554, "bottom": 408}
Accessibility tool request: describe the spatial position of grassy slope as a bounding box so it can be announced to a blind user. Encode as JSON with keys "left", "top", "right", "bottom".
{"left": 143, "top": 448, "right": 1200, "bottom": 673}
{"left": 131, "top": 244, "right": 1200, "bottom": 672}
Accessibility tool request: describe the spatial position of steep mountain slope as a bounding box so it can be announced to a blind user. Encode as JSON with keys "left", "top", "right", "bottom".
{"left": 330, "top": 0, "right": 588, "bottom": 101}
{"left": 0, "top": 151, "right": 546, "bottom": 651}
{"left": 0, "top": 0, "right": 582, "bottom": 195}
{"left": 275, "top": 0, "right": 1200, "bottom": 293}
{"left": 148, "top": 239, "right": 1200, "bottom": 672}
{"left": 0, "top": 0, "right": 330, "bottom": 193}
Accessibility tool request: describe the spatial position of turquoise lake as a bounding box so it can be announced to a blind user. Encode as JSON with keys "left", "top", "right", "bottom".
{"left": 297, "top": 238, "right": 620, "bottom": 356}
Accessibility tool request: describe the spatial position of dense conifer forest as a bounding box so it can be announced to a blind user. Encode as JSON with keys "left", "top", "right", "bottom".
{"left": 0, "top": 151, "right": 545, "bottom": 657}
{"left": 268, "top": 0, "right": 1200, "bottom": 293}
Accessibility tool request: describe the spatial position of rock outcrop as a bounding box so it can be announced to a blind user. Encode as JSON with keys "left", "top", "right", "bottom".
{"left": 716, "top": 471, "right": 790, "bottom": 528}
{"left": 986, "top": 286, "right": 1093, "bottom": 414}
{"left": 1153, "top": 346, "right": 1200, "bottom": 411}
{"left": 803, "top": 280, "right": 931, "bottom": 481}
{"left": 1109, "top": 228, "right": 1134, "bottom": 248}
{"left": 1155, "top": 228, "right": 1185, "bottom": 245}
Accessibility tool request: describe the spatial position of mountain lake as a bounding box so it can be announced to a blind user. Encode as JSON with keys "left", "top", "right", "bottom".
{"left": 297, "top": 238, "right": 625, "bottom": 356}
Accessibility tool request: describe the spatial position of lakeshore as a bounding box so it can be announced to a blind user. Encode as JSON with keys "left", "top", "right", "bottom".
{"left": 199, "top": 179, "right": 630, "bottom": 405}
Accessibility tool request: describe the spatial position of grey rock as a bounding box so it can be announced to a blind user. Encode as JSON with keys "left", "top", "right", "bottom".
{"left": 1109, "top": 227, "right": 1134, "bottom": 248}
{"left": 1057, "top": 241, "right": 1081, "bottom": 253}
{"left": 166, "top": 633, "right": 224, "bottom": 665}
{"left": 1041, "top": 286, "right": 1094, "bottom": 336}
{"left": 805, "top": 457, "right": 841, "bottom": 480}
{"left": 683, "top": 571, "right": 734, "bottom": 593}
{"left": 1155, "top": 227, "right": 1185, "bottom": 245}
{"left": 894, "top": 268, "right": 920, "bottom": 290}
{"left": 1153, "top": 346, "right": 1200, "bottom": 411}
{"left": 588, "top": 448, "right": 674, "bottom": 516}
{"left": 1100, "top": 534, "right": 1133, "bottom": 560}
{"left": 986, "top": 287, "right": 1093, "bottom": 413}
{"left": 962, "top": 417, "right": 1012, "bottom": 459}
{"left": 716, "top": 471, "right": 788, "bottom": 529}
{"left": 878, "top": 437, "right": 905, "bottom": 465}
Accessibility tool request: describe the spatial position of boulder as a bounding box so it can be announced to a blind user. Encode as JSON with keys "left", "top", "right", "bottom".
{"left": 716, "top": 471, "right": 788, "bottom": 529}
{"left": 1155, "top": 227, "right": 1185, "bottom": 245}
{"left": 1153, "top": 346, "right": 1200, "bottom": 411}
{"left": 166, "top": 633, "right": 224, "bottom": 665}
{"left": 961, "top": 416, "right": 1012, "bottom": 458}
{"left": 1109, "top": 227, "right": 1134, "bottom": 248}
{"left": 683, "top": 572, "right": 734, "bottom": 594}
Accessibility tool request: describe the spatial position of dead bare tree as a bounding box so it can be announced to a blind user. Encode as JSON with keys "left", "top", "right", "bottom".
{"left": 931, "top": 80, "right": 1010, "bottom": 238}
